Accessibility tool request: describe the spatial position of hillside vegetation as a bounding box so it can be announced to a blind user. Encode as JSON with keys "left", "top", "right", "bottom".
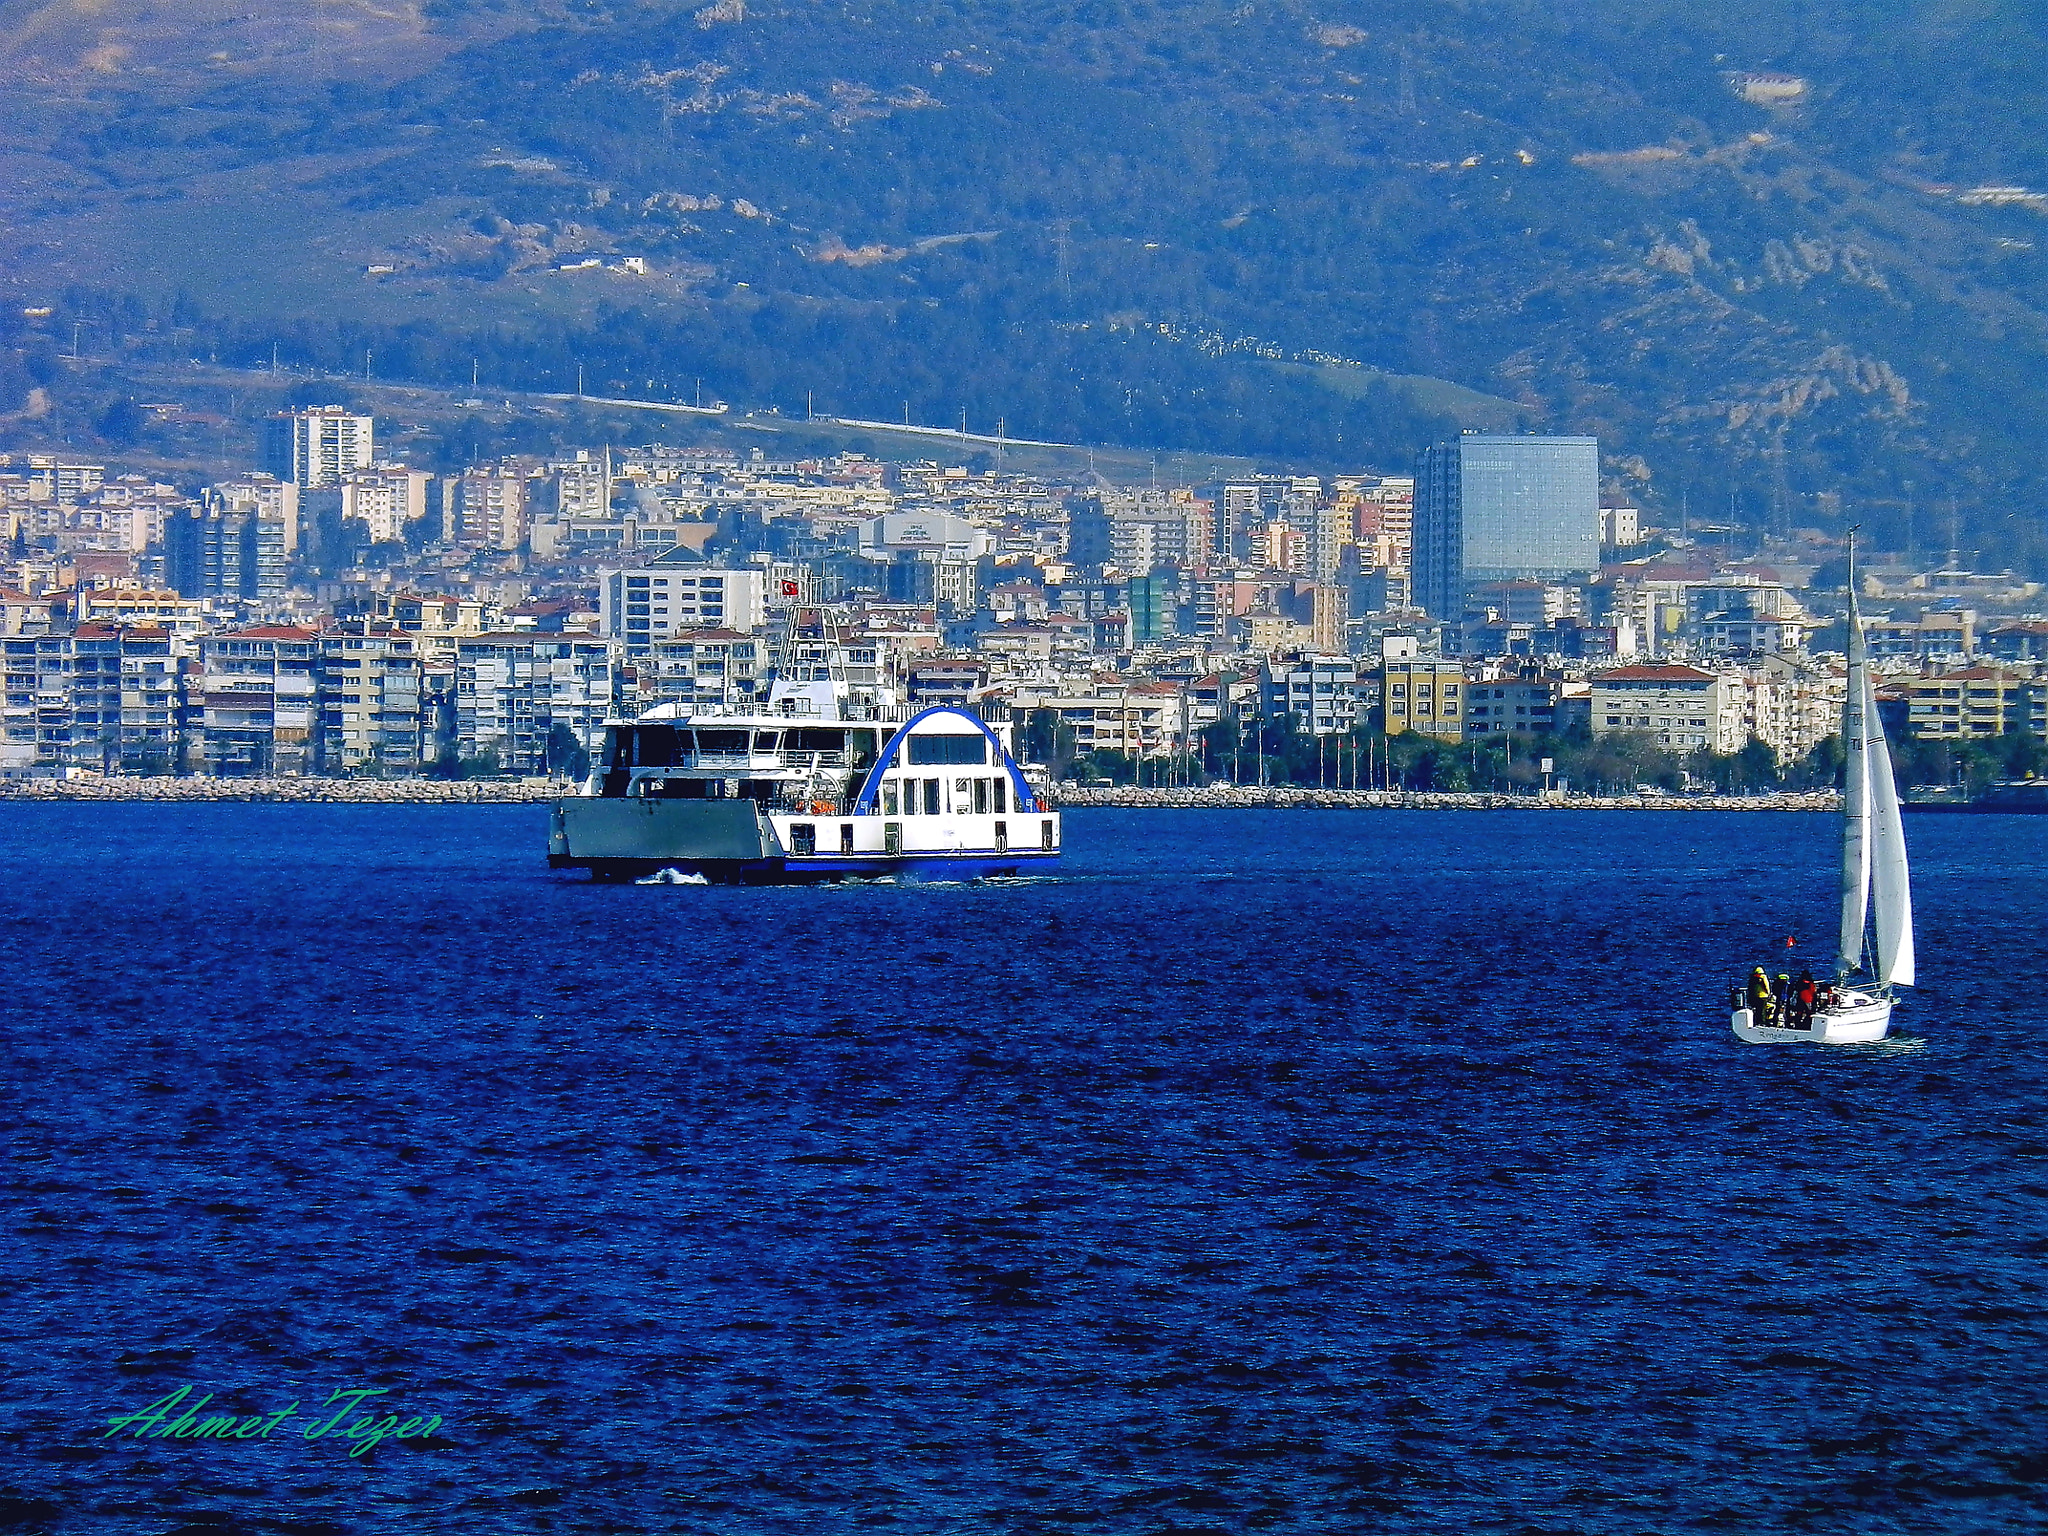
{"left": 0, "top": 0, "right": 2043, "bottom": 562}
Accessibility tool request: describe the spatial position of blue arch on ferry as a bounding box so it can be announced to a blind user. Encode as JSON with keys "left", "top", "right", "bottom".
{"left": 852, "top": 706, "right": 1039, "bottom": 814}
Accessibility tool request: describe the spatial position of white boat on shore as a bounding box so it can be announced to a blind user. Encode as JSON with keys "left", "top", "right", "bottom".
{"left": 1732, "top": 537, "right": 1914, "bottom": 1045}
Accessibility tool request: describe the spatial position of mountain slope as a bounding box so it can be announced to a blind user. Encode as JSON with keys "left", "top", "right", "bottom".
{"left": 1, "top": 0, "right": 2043, "bottom": 561}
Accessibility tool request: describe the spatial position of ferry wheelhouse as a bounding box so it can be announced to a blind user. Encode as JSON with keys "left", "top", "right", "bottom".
{"left": 547, "top": 677, "right": 1061, "bottom": 883}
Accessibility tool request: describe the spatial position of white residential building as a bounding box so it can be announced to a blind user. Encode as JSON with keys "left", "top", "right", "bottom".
{"left": 1743, "top": 656, "right": 1845, "bottom": 763}
{"left": 1260, "top": 653, "right": 1358, "bottom": 736}
{"left": 1590, "top": 664, "right": 1745, "bottom": 753}
{"left": 341, "top": 467, "right": 432, "bottom": 544}
{"left": 270, "top": 407, "right": 375, "bottom": 490}
{"left": 642, "top": 630, "right": 765, "bottom": 714}
{"left": 204, "top": 473, "right": 301, "bottom": 555}
{"left": 454, "top": 633, "right": 620, "bottom": 770}
{"left": 599, "top": 565, "right": 767, "bottom": 650}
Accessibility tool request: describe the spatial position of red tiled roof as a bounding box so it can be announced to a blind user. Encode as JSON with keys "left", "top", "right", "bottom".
{"left": 1593, "top": 665, "right": 1720, "bottom": 682}
{"left": 219, "top": 625, "right": 319, "bottom": 641}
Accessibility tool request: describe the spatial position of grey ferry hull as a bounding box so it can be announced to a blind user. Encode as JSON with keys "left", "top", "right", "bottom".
{"left": 549, "top": 796, "right": 1061, "bottom": 884}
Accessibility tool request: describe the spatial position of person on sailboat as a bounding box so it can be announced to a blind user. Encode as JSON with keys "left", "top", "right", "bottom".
{"left": 1747, "top": 967, "right": 1775, "bottom": 1026}
{"left": 1792, "top": 970, "right": 1818, "bottom": 1029}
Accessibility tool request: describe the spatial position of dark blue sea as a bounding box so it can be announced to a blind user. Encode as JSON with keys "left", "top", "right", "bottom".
{"left": 2, "top": 804, "right": 2045, "bottom": 1534}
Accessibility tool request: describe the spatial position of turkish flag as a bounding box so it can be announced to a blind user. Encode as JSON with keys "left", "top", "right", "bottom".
{"left": 781, "top": 580, "right": 800, "bottom": 596}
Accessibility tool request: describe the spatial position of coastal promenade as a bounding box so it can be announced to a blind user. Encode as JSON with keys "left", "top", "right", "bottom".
{"left": 0, "top": 776, "right": 565, "bottom": 803}
{"left": 0, "top": 777, "right": 1840, "bottom": 810}
{"left": 1051, "top": 783, "right": 1841, "bottom": 812}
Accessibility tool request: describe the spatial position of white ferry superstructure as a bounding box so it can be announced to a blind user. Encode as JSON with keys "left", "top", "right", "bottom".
{"left": 548, "top": 675, "right": 1062, "bottom": 883}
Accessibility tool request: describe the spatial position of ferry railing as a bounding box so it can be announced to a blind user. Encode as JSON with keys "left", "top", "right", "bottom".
{"left": 773, "top": 750, "right": 849, "bottom": 772}
{"left": 771, "top": 790, "right": 858, "bottom": 816}
{"left": 660, "top": 749, "right": 856, "bottom": 773}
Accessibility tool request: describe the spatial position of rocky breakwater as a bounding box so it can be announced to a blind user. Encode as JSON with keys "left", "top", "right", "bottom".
{"left": 0, "top": 776, "right": 568, "bottom": 804}
{"left": 1049, "top": 783, "right": 1841, "bottom": 812}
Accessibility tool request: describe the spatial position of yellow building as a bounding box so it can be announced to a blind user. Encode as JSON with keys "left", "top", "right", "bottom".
{"left": 1906, "top": 666, "right": 2030, "bottom": 738}
{"left": 1244, "top": 615, "right": 1314, "bottom": 656}
{"left": 1382, "top": 657, "right": 1466, "bottom": 742}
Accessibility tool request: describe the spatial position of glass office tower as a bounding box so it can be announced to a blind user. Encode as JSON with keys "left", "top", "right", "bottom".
{"left": 1413, "top": 434, "right": 1600, "bottom": 618}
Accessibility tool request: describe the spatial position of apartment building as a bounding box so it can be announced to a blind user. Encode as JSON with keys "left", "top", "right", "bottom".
{"left": 906, "top": 658, "right": 988, "bottom": 710}
{"left": 340, "top": 467, "right": 432, "bottom": 544}
{"left": 1261, "top": 653, "right": 1358, "bottom": 736}
{"left": 1905, "top": 666, "right": 2034, "bottom": 740}
{"left": 1066, "top": 489, "right": 1207, "bottom": 575}
{"left": 1743, "top": 656, "right": 1845, "bottom": 762}
{"left": 1034, "top": 679, "right": 1186, "bottom": 760}
{"left": 268, "top": 407, "right": 374, "bottom": 490}
{"left": 1464, "top": 675, "right": 1562, "bottom": 736}
{"left": 198, "top": 626, "right": 319, "bottom": 774}
{"left": 1381, "top": 656, "right": 1467, "bottom": 743}
{"left": 454, "top": 633, "right": 618, "bottom": 771}
{"left": 640, "top": 630, "right": 764, "bottom": 716}
{"left": 69, "top": 588, "right": 207, "bottom": 638}
{"left": 1865, "top": 608, "right": 1975, "bottom": 664}
{"left": 599, "top": 564, "right": 767, "bottom": 650}
{"left": 315, "top": 625, "right": 428, "bottom": 773}
{"left": 199, "top": 474, "right": 300, "bottom": 560}
{"left": 1590, "top": 664, "right": 1745, "bottom": 753}
{"left": 443, "top": 467, "right": 532, "bottom": 551}
{"left": 0, "top": 625, "right": 185, "bottom": 773}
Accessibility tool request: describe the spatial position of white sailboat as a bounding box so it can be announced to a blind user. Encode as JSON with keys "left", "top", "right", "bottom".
{"left": 1733, "top": 536, "right": 1914, "bottom": 1045}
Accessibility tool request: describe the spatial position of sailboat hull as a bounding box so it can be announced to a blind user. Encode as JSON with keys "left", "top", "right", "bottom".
{"left": 1731, "top": 995, "right": 1892, "bottom": 1045}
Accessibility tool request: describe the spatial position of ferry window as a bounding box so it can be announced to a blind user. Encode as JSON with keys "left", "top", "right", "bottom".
{"left": 995, "top": 821, "right": 1008, "bottom": 853}
{"left": 993, "top": 777, "right": 1008, "bottom": 814}
{"left": 1041, "top": 819, "right": 1054, "bottom": 851}
{"left": 840, "top": 823, "right": 854, "bottom": 855}
{"left": 788, "top": 728, "right": 845, "bottom": 754}
{"left": 884, "top": 822, "right": 901, "bottom": 854}
{"left": 753, "top": 730, "right": 781, "bottom": 753}
{"left": 696, "top": 729, "right": 748, "bottom": 753}
{"left": 923, "top": 778, "right": 941, "bottom": 816}
{"left": 846, "top": 730, "right": 877, "bottom": 767}
{"left": 974, "top": 779, "right": 989, "bottom": 815}
{"left": 908, "top": 733, "right": 987, "bottom": 765}
{"left": 791, "top": 823, "right": 816, "bottom": 855}
{"left": 883, "top": 781, "right": 900, "bottom": 816}
{"left": 635, "top": 726, "right": 679, "bottom": 764}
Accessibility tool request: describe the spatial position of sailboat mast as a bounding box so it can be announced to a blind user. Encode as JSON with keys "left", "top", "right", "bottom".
{"left": 1837, "top": 529, "right": 1873, "bottom": 979}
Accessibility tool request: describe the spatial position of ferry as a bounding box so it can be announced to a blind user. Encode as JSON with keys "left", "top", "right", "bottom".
{"left": 547, "top": 674, "right": 1061, "bottom": 883}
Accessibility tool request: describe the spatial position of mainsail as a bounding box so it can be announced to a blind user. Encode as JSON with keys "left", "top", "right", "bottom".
{"left": 1865, "top": 663, "right": 1915, "bottom": 986}
{"left": 1837, "top": 576, "right": 1915, "bottom": 987}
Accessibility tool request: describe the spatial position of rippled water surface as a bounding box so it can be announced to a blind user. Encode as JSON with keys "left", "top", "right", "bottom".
{"left": 3, "top": 804, "right": 2046, "bottom": 1534}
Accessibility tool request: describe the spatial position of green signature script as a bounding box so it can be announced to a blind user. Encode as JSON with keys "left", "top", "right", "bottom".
{"left": 104, "top": 1386, "right": 444, "bottom": 1457}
